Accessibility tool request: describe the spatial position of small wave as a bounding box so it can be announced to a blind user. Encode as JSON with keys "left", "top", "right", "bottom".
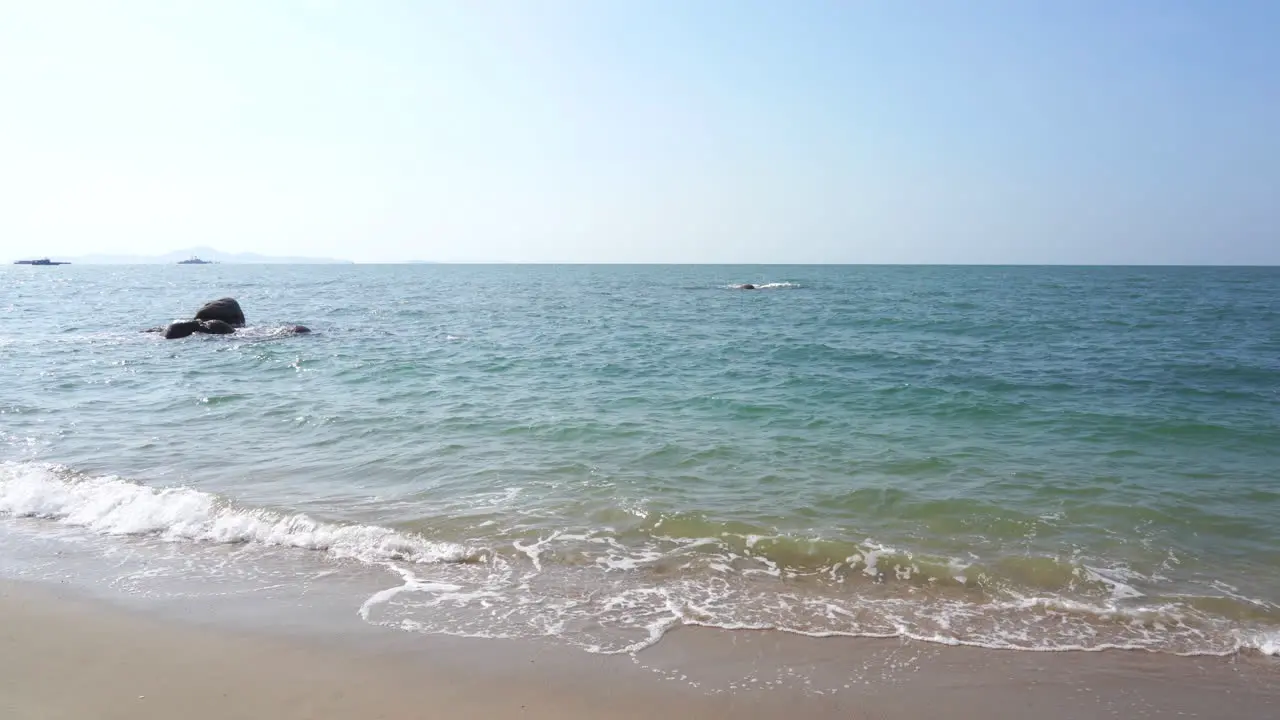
{"left": 1246, "top": 629, "right": 1280, "bottom": 656}
{"left": 228, "top": 325, "right": 315, "bottom": 341}
{"left": 350, "top": 524, "right": 1280, "bottom": 657}
{"left": 0, "top": 462, "right": 480, "bottom": 565}
{"left": 353, "top": 555, "right": 1271, "bottom": 657}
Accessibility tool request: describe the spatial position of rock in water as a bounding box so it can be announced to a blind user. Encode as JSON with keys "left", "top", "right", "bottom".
{"left": 153, "top": 298, "right": 307, "bottom": 339}
{"left": 196, "top": 319, "right": 236, "bottom": 335}
{"left": 194, "top": 297, "right": 245, "bottom": 327}
{"left": 163, "top": 320, "right": 202, "bottom": 339}
{"left": 740, "top": 283, "right": 756, "bottom": 290}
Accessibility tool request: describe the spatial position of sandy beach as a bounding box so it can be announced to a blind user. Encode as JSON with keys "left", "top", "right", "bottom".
{"left": 0, "top": 582, "right": 756, "bottom": 720}
{"left": 1, "top": 581, "right": 1275, "bottom": 720}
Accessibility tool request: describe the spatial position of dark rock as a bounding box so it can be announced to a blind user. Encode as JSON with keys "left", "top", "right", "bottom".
{"left": 194, "top": 297, "right": 245, "bottom": 327}
{"left": 740, "top": 283, "right": 756, "bottom": 290}
{"left": 163, "top": 320, "right": 202, "bottom": 339}
{"left": 196, "top": 319, "right": 236, "bottom": 335}
{"left": 152, "top": 299, "right": 310, "bottom": 339}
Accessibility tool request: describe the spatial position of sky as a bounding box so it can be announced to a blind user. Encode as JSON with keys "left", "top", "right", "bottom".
{"left": 1, "top": 0, "right": 1277, "bottom": 264}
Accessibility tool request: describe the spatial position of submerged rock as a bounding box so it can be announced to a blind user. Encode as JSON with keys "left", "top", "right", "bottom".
{"left": 196, "top": 319, "right": 236, "bottom": 335}
{"left": 163, "top": 320, "right": 202, "bottom": 340}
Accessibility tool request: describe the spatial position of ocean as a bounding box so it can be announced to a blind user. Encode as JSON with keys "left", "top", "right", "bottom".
{"left": 2, "top": 263, "right": 1278, "bottom": 659}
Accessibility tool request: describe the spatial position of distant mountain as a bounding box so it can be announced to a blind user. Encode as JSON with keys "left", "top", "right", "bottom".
{"left": 61, "top": 247, "right": 354, "bottom": 265}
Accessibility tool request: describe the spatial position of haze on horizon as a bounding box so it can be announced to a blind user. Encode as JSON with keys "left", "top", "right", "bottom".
{"left": 1, "top": 1, "right": 1277, "bottom": 266}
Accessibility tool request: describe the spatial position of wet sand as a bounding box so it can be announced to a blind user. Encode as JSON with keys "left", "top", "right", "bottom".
{"left": 1, "top": 581, "right": 1275, "bottom": 720}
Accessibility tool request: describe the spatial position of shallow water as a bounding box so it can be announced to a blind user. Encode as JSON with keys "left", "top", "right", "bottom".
{"left": 2, "top": 264, "right": 1278, "bottom": 656}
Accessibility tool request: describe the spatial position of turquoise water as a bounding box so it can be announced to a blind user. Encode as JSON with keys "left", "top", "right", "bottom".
{"left": 1, "top": 264, "right": 1278, "bottom": 655}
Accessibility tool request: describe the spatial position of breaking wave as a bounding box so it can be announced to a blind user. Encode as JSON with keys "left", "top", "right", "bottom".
{"left": 0, "top": 462, "right": 480, "bottom": 565}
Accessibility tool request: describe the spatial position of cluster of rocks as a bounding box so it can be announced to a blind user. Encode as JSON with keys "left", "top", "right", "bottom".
{"left": 146, "top": 298, "right": 310, "bottom": 339}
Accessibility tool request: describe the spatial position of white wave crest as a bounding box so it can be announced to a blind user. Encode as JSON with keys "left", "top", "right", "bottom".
{"left": 1238, "top": 629, "right": 1280, "bottom": 656}
{"left": 0, "top": 462, "right": 478, "bottom": 565}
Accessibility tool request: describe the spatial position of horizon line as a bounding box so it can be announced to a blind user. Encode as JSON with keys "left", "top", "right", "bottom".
{"left": 9, "top": 260, "right": 1279, "bottom": 268}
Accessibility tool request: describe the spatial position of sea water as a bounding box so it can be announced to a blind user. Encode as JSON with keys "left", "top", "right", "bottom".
{"left": 1, "top": 264, "right": 1277, "bottom": 656}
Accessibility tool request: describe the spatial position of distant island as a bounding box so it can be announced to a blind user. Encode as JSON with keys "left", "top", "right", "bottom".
{"left": 49, "top": 247, "right": 354, "bottom": 265}
{"left": 13, "top": 257, "right": 71, "bottom": 266}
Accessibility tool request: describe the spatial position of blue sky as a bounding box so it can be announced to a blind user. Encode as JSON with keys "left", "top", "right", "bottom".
{"left": 1, "top": 1, "right": 1276, "bottom": 263}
